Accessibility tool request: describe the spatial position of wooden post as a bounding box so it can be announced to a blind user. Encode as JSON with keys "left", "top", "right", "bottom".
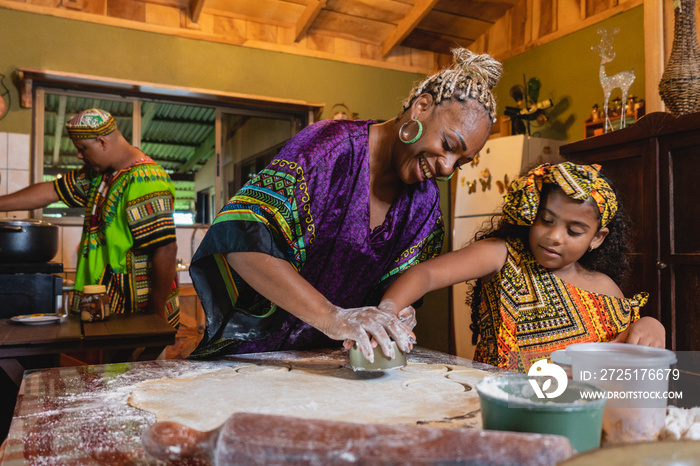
{"left": 644, "top": 0, "right": 667, "bottom": 113}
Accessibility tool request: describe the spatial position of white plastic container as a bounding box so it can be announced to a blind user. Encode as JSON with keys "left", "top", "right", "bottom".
{"left": 550, "top": 349, "right": 572, "bottom": 379}
{"left": 565, "top": 342, "right": 677, "bottom": 444}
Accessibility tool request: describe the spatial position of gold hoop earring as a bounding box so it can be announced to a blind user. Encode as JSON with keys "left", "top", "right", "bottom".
{"left": 399, "top": 119, "right": 423, "bottom": 144}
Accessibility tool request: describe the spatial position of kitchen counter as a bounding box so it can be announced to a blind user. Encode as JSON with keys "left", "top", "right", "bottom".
{"left": 1, "top": 347, "right": 509, "bottom": 465}
{"left": 0, "top": 313, "right": 176, "bottom": 360}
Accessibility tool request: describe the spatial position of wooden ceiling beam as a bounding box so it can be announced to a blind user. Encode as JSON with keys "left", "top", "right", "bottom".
{"left": 382, "top": 0, "right": 441, "bottom": 57}
{"left": 402, "top": 29, "right": 475, "bottom": 55}
{"left": 295, "top": 0, "right": 328, "bottom": 42}
{"left": 141, "top": 102, "right": 158, "bottom": 137}
{"left": 189, "top": 0, "right": 206, "bottom": 23}
{"left": 52, "top": 95, "right": 67, "bottom": 166}
{"left": 179, "top": 128, "right": 215, "bottom": 173}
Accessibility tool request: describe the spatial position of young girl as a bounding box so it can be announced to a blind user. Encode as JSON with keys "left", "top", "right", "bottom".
{"left": 380, "top": 162, "right": 665, "bottom": 372}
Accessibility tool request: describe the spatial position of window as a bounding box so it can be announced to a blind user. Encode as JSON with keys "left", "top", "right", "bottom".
{"left": 40, "top": 91, "right": 215, "bottom": 224}
{"left": 24, "top": 71, "right": 321, "bottom": 226}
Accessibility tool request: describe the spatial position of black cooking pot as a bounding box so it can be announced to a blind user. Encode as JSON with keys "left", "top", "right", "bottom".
{"left": 0, "top": 219, "right": 59, "bottom": 263}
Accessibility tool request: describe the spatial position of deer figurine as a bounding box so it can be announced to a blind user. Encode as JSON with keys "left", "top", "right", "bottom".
{"left": 592, "top": 28, "right": 635, "bottom": 132}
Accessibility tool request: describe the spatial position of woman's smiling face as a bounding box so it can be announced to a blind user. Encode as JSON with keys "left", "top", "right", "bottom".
{"left": 395, "top": 97, "right": 491, "bottom": 185}
{"left": 528, "top": 187, "right": 609, "bottom": 272}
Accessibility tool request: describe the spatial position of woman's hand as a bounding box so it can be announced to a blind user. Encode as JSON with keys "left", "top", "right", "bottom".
{"left": 612, "top": 316, "right": 666, "bottom": 348}
{"left": 342, "top": 301, "right": 417, "bottom": 354}
{"left": 226, "top": 252, "right": 416, "bottom": 362}
{"left": 321, "top": 305, "right": 416, "bottom": 363}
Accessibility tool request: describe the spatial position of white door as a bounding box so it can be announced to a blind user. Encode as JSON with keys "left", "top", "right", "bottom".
{"left": 451, "top": 216, "right": 492, "bottom": 359}
{"left": 454, "top": 135, "right": 526, "bottom": 218}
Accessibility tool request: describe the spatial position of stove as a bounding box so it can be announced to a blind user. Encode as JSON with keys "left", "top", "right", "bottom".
{"left": 0, "top": 262, "right": 63, "bottom": 318}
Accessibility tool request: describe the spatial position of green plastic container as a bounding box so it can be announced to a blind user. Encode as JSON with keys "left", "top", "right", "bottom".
{"left": 476, "top": 375, "right": 606, "bottom": 453}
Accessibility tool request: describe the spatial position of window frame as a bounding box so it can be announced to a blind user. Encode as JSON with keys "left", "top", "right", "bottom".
{"left": 21, "top": 68, "right": 322, "bottom": 225}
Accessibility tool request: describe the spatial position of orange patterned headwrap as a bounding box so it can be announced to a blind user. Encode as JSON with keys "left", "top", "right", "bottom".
{"left": 502, "top": 162, "right": 618, "bottom": 228}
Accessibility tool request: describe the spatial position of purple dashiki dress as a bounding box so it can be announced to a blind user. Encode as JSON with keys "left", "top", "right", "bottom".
{"left": 189, "top": 119, "right": 444, "bottom": 358}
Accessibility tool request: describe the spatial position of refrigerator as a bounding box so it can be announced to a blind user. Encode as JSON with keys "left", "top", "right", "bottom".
{"left": 451, "top": 134, "right": 566, "bottom": 359}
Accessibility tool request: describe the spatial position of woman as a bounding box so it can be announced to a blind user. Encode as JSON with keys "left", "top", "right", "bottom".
{"left": 189, "top": 49, "right": 502, "bottom": 362}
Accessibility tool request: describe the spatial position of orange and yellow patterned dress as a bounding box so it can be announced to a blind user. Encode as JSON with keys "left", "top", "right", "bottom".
{"left": 473, "top": 238, "right": 646, "bottom": 372}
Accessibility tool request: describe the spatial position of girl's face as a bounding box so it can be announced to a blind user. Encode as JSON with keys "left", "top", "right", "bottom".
{"left": 528, "top": 189, "right": 609, "bottom": 272}
{"left": 395, "top": 97, "right": 491, "bottom": 185}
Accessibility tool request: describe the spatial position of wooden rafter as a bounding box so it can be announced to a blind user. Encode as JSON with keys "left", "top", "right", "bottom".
{"left": 295, "top": 0, "right": 328, "bottom": 42}
{"left": 140, "top": 102, "right": 158, "bottom": 137}
{"left": 382, "top": 0, "right": 441, "bottom": 57}
{"left": 179, "top": 128, "right": 215, "bottom": 173}
{"left": 52, "top": 95, "right": 67, "bottom": 166}
{"left": 189, "top": 0, "right": 206, "bottom": 24}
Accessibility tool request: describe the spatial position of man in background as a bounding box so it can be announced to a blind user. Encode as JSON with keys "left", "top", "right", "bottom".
{"left": 0, "top": 108, "right": 179, "bottom": 325}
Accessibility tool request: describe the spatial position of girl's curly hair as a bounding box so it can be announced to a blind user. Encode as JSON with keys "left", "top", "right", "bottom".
{"left": 468, "top": 174, "right": 631, "bottom": 344}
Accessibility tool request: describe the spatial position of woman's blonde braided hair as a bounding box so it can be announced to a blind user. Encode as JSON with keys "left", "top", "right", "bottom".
{"left": 402, "top": 48, "right": 502, "bottom": 123}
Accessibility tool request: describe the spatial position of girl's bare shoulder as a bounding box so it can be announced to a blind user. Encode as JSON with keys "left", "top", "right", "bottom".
{"left": 575, "top": 264, "right": 624, "bottom": 298}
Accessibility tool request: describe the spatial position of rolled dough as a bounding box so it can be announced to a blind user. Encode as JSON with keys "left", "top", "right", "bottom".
{"left": 128, "top": 362, "right": 491, "bottom": 432}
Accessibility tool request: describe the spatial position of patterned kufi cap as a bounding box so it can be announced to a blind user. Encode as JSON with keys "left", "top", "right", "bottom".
{"left": 65, "top": 108, "right": 117, "bottom": 139}
{"left": 502, "top": 162, "right": 618, "bottom": 227}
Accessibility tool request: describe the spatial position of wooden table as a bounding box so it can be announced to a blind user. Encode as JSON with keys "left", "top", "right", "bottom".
{"left": 0, "top": 348, "right": 504, "bottom": 465}
{"left": 0, "top": 313, "right": 176, "bottom": 386}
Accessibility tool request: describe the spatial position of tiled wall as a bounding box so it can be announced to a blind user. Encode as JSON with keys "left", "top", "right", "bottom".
{"left": 0, "top": 132, "right": 32, "bottom": 219}
{"left": 52, "top": 225, "right": 83, "bottom": 281}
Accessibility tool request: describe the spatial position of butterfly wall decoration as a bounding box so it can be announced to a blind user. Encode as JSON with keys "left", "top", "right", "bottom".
{"left": 479, "top": 168, "right": 491, "bottom": 192}
{"left": 470, "top": 152, "right": 480, "bottom": 167}
{"left": 496, "top": 174, "right": 510, "bottom": 195}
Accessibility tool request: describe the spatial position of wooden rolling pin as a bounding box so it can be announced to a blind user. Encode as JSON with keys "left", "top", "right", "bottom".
{"left": 142, "top": 412, "right": 575, "bottom": 465}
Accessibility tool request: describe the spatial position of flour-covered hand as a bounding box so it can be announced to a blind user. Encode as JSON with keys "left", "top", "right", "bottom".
{"left": 380, "top": 300, "right": 416, "bottom": 350}
{"left": 343, "top": 302, "right": 418, "bottom": 353}
{"left": 396, "top": 306, "right": 417, "bottom": 331}
{"left": 376, "top": 300, "right": 417, "bottom": 329}
{"left": 319, "top": 305, "right": 415, "bottom": 363}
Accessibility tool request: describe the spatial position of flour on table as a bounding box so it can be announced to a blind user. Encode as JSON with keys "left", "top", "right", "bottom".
{"left": 128, "top": 363, "right": 490, "bottom": 432}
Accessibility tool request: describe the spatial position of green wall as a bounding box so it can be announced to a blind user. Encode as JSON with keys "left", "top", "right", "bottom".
{"left": 494, "top": 6, "right": 645, "bottom": 142}
{"left": 0, "top": 8, "right": 425, "bottom": 133}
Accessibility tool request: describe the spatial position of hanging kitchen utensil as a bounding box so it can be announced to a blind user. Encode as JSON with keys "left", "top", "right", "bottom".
{"left": 331, "top": 103, "right": 350, "bottom": 120}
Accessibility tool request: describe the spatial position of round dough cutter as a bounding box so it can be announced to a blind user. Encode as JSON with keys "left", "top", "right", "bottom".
{"left": 348, "top": 341, "right": 406, "bottom": 371}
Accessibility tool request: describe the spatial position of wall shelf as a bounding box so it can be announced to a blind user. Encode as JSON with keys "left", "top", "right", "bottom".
{"left": 584, "top": 105, "right": 646, "bottom": 138}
